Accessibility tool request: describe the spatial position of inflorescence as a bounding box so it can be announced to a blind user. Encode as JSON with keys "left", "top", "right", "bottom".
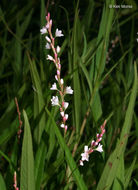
{"left": 80, "top": 120, "right": 106, "bottom": 166}
{"left": 41, "top": 13, "right": 107, "bottom": 167}
{"left": 40, "top": 13, "right": 73, "bottom": 133}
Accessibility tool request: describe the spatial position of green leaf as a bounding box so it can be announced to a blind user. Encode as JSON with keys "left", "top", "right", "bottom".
{"left": 20, "top": 110, "right": 35, "bottom": 190}
{"left": 96, "top": 63, "right": 137, "bottom": 190}
{"left": 28, "top": 55, "right": 46, "bottom": 144}
{"left": 124, "top": 157, "right": 136, "bottom": 189}
{"left": 0, "top": 173, "right": 6, "bottom": 190}
{"left": 112, "top": 155, "right": 124, "bottom": 190}
{"left": 35, "top": 140, "right": 47, "bottom": 190}
{"left": 72, "top": 3, "right": 82, "bottom": 135}
{"left": 45, "top": 108, "right": 88, "bottom": 190}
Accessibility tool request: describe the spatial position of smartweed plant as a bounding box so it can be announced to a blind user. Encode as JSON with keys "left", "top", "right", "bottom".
{"left": 0, "top": 1, "right": 137, "bottom": 190}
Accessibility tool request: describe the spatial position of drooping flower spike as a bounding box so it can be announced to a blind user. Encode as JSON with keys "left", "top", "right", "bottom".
{"left": 40, "top": 13, "right": 73, "bottom": 133}
{"left": 80, "top": 120, "right": 107, "bottom": 166}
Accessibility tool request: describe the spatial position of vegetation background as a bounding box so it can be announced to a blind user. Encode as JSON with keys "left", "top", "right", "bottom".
{"left": 0, "top": 0, "right": 138, "bottom": 189}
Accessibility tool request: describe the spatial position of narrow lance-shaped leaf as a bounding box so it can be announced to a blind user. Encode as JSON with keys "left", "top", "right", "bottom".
{"left": 20, "top": 110, "right": 35, "bottom": 190}
{"left": 46, "top": 108, "right": 88, "bottom": 190}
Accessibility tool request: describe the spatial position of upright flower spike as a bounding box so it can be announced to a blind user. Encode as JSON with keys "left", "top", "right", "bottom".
{"left": 41, "top": 13, "right": 73, "bottom": 133}
{"left": 80, "top": 120, "right": 107, "bottom": 166}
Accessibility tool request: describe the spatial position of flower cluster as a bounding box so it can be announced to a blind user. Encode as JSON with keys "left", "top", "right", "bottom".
{"left": 80, "top": 120, "right": 106, "bottom": 166}
{"left": 40, "top": 13, "right": 73, "bottom": 133}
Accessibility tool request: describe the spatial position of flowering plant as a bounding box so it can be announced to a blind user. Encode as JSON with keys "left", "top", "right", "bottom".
{"left": 40, "top": 13, "right": 107, "bottom": 167}
{"left": 80, "top": 120, "right": 106, "bottom": 166}
{"left": 40, "top": 13, "right": 73, "bottom": 133}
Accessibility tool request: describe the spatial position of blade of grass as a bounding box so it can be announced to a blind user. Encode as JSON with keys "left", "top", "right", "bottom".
{"left": 72, "top": 1, "right": 82, "bottom": 136}
{"left": 28, "top": 53, "right": 46, "bottom": 144}
{"left": 45, "top": 107, "right": 88, "bottom": 190}
{"left": 0, "top": 173, "right": 6, "bottom": 190}
{"left": 124, "top": 156, "right": 136, "bottom": 189}
{"left": 20, "top": 110, "right": 35, "bottom": 190}
{"left": 35, "top": 139, "right": 47, "bottom": 190}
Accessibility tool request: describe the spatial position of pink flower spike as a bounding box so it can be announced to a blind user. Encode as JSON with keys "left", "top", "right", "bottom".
{"left": 40, "top": 27, "right": 47, "bottom": 34}
{"left": 55, "top": 28, "right": 64, "bottom": 37}
{"left": 45, "top": 36, "right": 51, "bottom": 43}
{"left": 95, "top": 143, "right": 103, "bottom": 153}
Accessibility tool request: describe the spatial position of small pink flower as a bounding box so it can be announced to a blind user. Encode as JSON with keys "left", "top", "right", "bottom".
{"left": 55, "top": 28, "right": 64, "bottom": 37}
{"left": 57, "top": 46, "right": 60, "bottom": 53}
{"left": 81, "top": 146, "right": 90, "bottom": 161}
{"left": 63, "top": 114, "right": 68, "bottom": 122}
{"left": 45, "top": 36, "right": 51, "bottom": 43}
{"left": 55, "top": 75, "right": 58, "bottom": 81}
{"left": 60, "top": 111, "right": 64, "bottom": 117}
{"left": 61, "top": 123, "right": 65, "bottom": 128}
{"left": 45, "top": 43, "right": 51, "bottom": 49}
{"left": 60, "top": 78, "right": 64, "bottom": 85}
{"left": 60, "top": 124, "right": 67, "bottom": 131}
{"left": 65, "top": 86, "right": 73, "bottom": 94}
{"left": 40, "top": 27, "right": 47, "bottom": 34}
{"left": 91, "top": 140, "right": 95, "bottom": 146}
{"left": 80, "top": 160, "right": 84, "bottom": 166}
{"left": 95, "top": 143, "right": 103, "bottom": 153}
{"left": 46, "top": 12, "right": 50, "bottom": 21}
{"left": 65, "top": 125, "right": 67, "bottom": 132}
{"left": 63, "top": 102, "right": 69, "bottom": 109}
{"left": 50, "top": 83, "right": 57, "bottom": 90}
{"left": 47, "top": 55, "right": 54, "bottom": 61}
{"left": 51, "top": 96, "right": 60, "bottom": 106}
{"left": 57, "top": 70, "right": 60, "bottom": 76}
